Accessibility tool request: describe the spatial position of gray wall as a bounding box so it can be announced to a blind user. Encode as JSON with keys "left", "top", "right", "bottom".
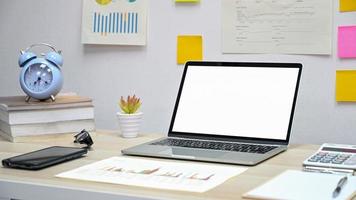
{"left": 0, "top": 0, "right": 355, "bottom": 144}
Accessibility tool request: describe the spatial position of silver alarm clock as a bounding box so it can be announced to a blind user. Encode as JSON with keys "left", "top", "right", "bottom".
{"left": 18, "top": 43, "right": 63, "bottom": 102}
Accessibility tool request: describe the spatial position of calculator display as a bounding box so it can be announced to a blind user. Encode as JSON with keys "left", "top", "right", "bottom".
{"left": 321, "top": 147, "right": 356, "bottom": 153}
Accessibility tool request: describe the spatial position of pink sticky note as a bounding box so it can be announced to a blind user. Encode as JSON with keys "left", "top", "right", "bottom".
{"left": 338, "top": 26, "right": 356, "bottom": 58}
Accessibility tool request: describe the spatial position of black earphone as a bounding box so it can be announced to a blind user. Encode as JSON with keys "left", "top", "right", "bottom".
{"left": 74, "top": 129, "right": 94, "bottom": 149}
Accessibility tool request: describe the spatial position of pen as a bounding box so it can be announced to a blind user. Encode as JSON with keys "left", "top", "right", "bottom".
{"left": 332, "top": 176, "right": 348, "bottom": 198}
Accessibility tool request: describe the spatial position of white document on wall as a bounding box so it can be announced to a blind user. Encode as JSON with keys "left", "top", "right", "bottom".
{"left": 222, "top": 0, "right": 332, "bottom": 55}
{"left": 56, "top": 157, "right": 248, "bottom": 193}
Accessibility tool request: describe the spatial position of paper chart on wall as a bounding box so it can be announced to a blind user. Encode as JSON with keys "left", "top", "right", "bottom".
{"left": 81, "top": 0, "right": 147, "bottom": 45}
{"left": 56, "top": 156, "right": 248, "bottom": 193}
{"left": 221, "top": 0, "right": 332, "bottom": 55}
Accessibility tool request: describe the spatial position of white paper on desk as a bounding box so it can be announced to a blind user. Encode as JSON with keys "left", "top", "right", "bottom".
{"left": 222, "top": 0, "right": 332, "bottom": 55}
{"left": 56, "top": 157, "right": 248, "bottom": 193}
{"left": 244, "top": 170, "right": 356, "bottom": 200}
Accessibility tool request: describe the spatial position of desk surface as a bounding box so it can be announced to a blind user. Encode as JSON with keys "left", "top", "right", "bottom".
{"left": 0, "top": 131, "right": 318, "bottom": 200}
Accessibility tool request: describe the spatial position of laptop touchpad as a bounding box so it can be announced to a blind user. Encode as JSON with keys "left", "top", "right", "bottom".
{"left": 160, "top": 147, "right": 226, "bottom": 158}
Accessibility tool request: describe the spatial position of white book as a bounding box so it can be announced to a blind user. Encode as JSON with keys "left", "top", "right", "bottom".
{"left": 0, "top": 106, "right": 94, "bottom": 125}
{"left": 0, "top": 119, "right": 95, "bottom": 137}
{"left": 0, "top": 129, "right": 97, "bottom": 143}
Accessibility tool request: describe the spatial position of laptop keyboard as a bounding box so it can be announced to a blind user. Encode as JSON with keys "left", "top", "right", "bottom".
{"left": 151, "top": 138, "right": 278, "bottom": 154}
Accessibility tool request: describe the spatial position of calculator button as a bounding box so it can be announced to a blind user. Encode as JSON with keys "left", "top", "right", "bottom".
{"left": 332, "top": 162, "right": 343, "bottom": 165}
{"left": 333, "top": 158, "right": 344, "bottom": 161}
{"left": 339, "top": 155, "right": 350, "bottom": 159}
{"left": 331, "top": 160, "right": 344, "bottom": 164}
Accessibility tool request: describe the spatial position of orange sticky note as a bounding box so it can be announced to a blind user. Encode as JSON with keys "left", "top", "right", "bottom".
{"left": 177, "top": 35, "right": 203, "bottom": 65}
{"left": 340, "top": 0, "right": 356, "bottom": 12}
{"left": 336, "top": 70, "right": 356, "bottom": 101}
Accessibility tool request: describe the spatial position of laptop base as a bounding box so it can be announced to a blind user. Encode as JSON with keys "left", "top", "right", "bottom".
{"left": 122, "top": 137, "right": 287, "bottom": 166}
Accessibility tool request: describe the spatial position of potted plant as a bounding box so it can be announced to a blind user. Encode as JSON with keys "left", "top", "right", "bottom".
{"left": 117, "top": 95, "right": 143, "bottom": 138}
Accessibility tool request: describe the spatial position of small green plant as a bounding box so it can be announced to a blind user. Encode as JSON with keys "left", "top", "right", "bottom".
{"left": 119, "top": 95, "right": 141, "bottom": 114}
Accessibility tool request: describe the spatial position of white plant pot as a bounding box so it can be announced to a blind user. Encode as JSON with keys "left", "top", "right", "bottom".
{"left": 116, "top": 112, "right": 143, "bottom": 138}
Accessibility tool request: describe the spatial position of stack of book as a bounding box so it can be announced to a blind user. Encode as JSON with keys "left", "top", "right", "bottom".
{"left": 0, "top": 93, "right": 95, "bottom": 142}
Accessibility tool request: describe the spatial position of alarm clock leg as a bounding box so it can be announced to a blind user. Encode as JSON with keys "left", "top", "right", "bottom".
{"left": 50, "top": 95, "right": 55, "bottom": 102}
{"left": 25, "top": 96, "right": 31, "bottom": 102}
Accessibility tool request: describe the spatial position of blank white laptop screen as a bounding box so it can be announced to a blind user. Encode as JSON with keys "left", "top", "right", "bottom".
{"left": 172, "top": 65, "right": 300, "bottom": 140}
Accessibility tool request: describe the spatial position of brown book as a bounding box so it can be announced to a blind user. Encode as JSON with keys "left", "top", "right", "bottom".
{"left": 0, "top": 93, "right": 93, "bottom": 111}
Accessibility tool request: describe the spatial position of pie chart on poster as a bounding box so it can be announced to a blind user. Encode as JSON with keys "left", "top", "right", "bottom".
{"left": 96, "top": 0, "right": 112, "bottom": 5}
{"left": 95, "top": 0, "right": 136, "bottom": 5}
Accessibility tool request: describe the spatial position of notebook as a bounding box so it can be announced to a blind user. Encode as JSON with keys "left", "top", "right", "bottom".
{"left": 243, "top": 170, "right": 356, "bottom": 200}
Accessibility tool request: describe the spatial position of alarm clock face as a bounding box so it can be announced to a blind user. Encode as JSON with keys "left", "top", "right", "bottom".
{"left": 24, "top": 63, "right": 53, "bottom": 92}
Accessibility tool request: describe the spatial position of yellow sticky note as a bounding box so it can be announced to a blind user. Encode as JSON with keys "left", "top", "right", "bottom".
{"left": 175, "top": 0, "right": 200, "bottom": 2}
{"left": 336, "top": 70, "right": 356, "bottom": 101}
{"left": 177, "top": 35, "right": 203, "bottom": 64}
{"left": 340, "top": 0, "right": 356, "bottom": 12}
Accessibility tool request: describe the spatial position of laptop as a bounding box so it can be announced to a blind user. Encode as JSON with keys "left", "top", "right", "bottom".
{"left": 122, "top": 61, "right": 302, "bottom": 166}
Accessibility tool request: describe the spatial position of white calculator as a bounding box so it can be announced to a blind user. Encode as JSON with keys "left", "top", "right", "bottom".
{"left": 303, "top": 143, "right": 356, "bottom": 170}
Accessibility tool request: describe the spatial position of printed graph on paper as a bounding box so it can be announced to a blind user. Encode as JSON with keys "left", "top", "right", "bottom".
{"left": 56, "top": 157, "right": 248, "bottom": 192}
{"left": 92, "top": 12, "right": 139, "bottom": 35}
{"left": 82, "top": 0, "right": 147, "bottom": 45}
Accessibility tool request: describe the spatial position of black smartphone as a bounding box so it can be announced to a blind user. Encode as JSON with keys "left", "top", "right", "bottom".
{"left": 2, "top": 146, "right": 87, "bottom": 170}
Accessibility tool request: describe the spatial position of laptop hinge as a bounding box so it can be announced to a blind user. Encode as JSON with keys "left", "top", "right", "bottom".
{"left": 168, "top": 135, "right": 287, "bottom": 146}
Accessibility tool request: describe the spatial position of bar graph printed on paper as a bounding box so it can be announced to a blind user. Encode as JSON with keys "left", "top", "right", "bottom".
{"left": 92, "top": 12, "right": 138, "bottom": 35}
